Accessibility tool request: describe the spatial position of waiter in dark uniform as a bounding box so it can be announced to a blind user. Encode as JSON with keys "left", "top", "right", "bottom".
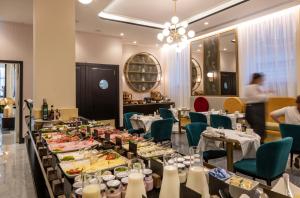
{"left": 244, "top": 73, "right": 270, "bottom": 143}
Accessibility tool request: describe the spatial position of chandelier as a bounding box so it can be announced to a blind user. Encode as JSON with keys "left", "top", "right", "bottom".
{"left": 157, "top": 0, "right": 195, "bottom": 45}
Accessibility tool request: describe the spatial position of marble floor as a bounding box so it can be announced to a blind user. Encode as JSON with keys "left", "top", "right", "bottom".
{"left": 0, "top": 131, "right": 36, "bottom": 198}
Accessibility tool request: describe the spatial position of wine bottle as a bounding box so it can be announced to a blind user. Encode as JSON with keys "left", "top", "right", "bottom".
{"left": 42, "top": 99, "right": 48, "bottom": 120}
{"left": 49, "top": 105, "right": 54, "bottom": 120}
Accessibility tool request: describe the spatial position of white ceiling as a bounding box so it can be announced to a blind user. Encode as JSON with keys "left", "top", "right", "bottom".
{"left": 0, "top": 0, "right": 299, "bottom": 47}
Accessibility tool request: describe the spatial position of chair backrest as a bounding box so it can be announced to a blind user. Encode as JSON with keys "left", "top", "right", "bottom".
{"left": 194, "top": 97, "right": 209, "bottom": 112}
{"left": 189, "top": 112, "right": 207, "bottom": 124}
{"left": 159, "top": 108, "right": 175, "bottom": 121}
{"left": 123, "top": 112, "right": 137, "bottom": 130}
{"left": 210, "top": 114, "right": 232, "bottom": 129}
{"left": 185, "top": 122, "right": 208, "bottom": 147}
{"left": 151, "top": 118, "right": 173, "bottom": 143}
{"left": 223, "top": 97, "right": 245, "bottom": 113}
{"left": 280, "top": 123, "right": 300, "bottom": 152}
{"left": 266, "top": 97, "right": 296, "bottom": 122}
{"left": 256, "top": 137, "right": 293, "bottom": 179}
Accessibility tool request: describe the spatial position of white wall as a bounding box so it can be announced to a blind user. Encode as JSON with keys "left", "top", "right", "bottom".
{"left": 76, "top": 31, "right": 123, "bottom": 65}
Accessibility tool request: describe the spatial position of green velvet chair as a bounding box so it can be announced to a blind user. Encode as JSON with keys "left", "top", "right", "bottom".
{"left": 146, "top": 118, "right": 173, "bottom": 143}
{"left": 210, "top": 114, "right": 232, "bottom": 129}
{"left": 233, "top": 137, "right": 293, "bottom": 186}
{"left": 185, "top": 122, "right": 227, "bottom": 162}
{"left": 280, "top": 123, "right": 300, "bottom": 167}
{"left": 189, "top": 112, "right": 207, "bottom": 124}
{"left": 123, "top": 112, "right": 144, "bottom": 135}
{"left": 159, "top": 108, "right": 178, "bottom": 123}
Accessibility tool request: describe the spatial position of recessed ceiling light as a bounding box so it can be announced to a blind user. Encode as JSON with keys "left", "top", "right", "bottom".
{"left": 78, "top": 0, "right": 93, "bottom": 5}
{"left": 223, "top": 48, "right": 227, "bottom": 51}
{"left": 198, "top": 44, "right": 203, "bottom": 48}
{"left": 120, "top": 33, "right": 124, "bottom": 36}
{"left": 197, "top": 49, "right": 201, "bottom": 52}
{"left": 133, "top": 41, "right": 137, "bottom": 44}
{"left": 204, "top": 22, "right": 209, "bottom": 25}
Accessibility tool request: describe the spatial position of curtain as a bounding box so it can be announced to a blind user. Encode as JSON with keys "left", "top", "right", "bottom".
{"left": 238, "top": 8, "right": 298, "bottom": 97}
{"left": 161, "top": 43, "right": 191, "bottom": 108}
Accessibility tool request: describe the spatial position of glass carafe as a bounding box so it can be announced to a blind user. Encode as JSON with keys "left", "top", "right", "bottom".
{"left": 159, "top": 153, "right": 180, "bottom": 198}
{"left": 82, "top": 172, "right": 102, "bottom": 198}
{"left": 186, "top": 146, "right": 210, "bottom": 198}
{"left": 125, "top": 158, "right": 147, "bottom": 198}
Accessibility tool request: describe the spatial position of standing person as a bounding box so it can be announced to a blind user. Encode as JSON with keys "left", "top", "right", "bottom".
{"left": 244, "top": 73, "right": 270, "bottom": 143}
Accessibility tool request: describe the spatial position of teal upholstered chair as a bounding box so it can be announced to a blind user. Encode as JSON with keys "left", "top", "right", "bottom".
{"left": 210, "top": 114, "right": 232, "bottom": 129}
{"left": 280, "top": 123, "right": 300, "bottom": 167}
{"left": 185, "top": 122, "right": 227, "bottom": 162}
{"left": 146, "top": 118, "right": 173, "bottom": 143}
{"left": 123, "top": 112, "right": 144, "bottom": 135}
{"left": 159, "top": 108, "right": 178, "bottom": 123}
{"left": 189, "top": 112, "right": 207, "bottom": 124}
{"left": 233, "top": 137, "right": 293, "bottom": 186}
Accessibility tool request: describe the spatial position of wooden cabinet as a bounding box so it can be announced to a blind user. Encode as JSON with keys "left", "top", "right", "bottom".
{"left": 124, "top": 52, "right": 161, "bottom": 93}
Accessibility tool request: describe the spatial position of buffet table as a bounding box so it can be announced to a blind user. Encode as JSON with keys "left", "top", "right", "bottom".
{"left": 25, "top": 122, "right": 291, "bottom": 198}
{"left": 123, "top": 102, "right": 175, "bottom": 115}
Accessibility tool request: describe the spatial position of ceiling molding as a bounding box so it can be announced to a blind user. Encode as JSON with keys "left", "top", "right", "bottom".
{"left": 98, "top": 0, "right": 248, "bottom": 29}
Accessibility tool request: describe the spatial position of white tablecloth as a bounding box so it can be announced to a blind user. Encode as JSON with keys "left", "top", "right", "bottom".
{"left": 130, "top": 115, "right": 162, "bottom": 132}
{"left": 198, "top": 129, "right": 260, "bottom": 161}
{"left": 200, "top": 112, "right": 245, "bottom": 129}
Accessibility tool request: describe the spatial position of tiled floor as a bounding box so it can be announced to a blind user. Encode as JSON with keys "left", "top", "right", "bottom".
{"left": 0, "top": 131, "right": 36, "bottom": 198}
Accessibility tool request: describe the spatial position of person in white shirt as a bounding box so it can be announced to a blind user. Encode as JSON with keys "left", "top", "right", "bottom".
{"left": 244, "top": 73, "right": 270, "bottom": 143}
{"left": 270, "top": 96, "right": 300, "bottom": 124}
{"left": 270, "top": 96, "right": 300, "bottom": 168}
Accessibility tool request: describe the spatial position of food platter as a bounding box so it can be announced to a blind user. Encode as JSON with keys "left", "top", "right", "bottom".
{"left": 48, "top": 139, "right": 99, "bottom": 153}
{"left": 59, "top": 150, "right": 128, "bottom": 178}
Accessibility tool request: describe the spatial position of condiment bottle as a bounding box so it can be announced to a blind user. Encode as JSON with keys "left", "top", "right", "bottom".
{"left": 177, "top": 163, "right": 187, "bottom": 183}
{"left": 143, "top": 169, "right": 153, "bottom": 192}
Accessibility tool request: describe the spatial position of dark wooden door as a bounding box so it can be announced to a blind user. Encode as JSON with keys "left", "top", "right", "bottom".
{"left": 76, "top": 63, "right": 119, "bottom": 127}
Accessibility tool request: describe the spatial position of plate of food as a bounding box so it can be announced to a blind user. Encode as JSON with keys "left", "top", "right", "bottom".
{"left": 226, "top": 175, "right": 259, "bottom": 191}
{"left": 56, "top": 149, "right": 99, "bottom": 162}
{"left": 59, "top": 150, "right": 128, "bottom": 178}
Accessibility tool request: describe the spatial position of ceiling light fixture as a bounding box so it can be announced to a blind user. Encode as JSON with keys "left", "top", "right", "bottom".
{"left": 157, "top": 0, "right": 195, "bottom": 46}
{"left": 78, "top": 0, "right": 93, "bottom": 5}
{"left": 223, "top": 48, "right": 227, "bottom": 51}
{"left": 204, "top": 22, "right": 209, "bottom": 25}
{"left": 133, "top": 41, "right": 137, "bottom": 44}
{"left": 120, "top": 33, "right": 124, "bottom": 36}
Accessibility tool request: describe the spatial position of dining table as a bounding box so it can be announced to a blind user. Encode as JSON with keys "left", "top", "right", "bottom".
{"left": 199, "top": 128, "right": 261, "bottom": 171}
{"left": 130, "top": 114, "right": 162, "bottom": 132}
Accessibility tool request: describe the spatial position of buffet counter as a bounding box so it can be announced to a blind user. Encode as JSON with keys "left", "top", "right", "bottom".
{"left": 123, "top": 102, "right": 175, "bottom": 115}
{"left": 25, "top": 122, "right": 290, "bottom": 198}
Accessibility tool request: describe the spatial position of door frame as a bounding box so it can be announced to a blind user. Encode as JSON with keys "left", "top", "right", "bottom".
{"left": 0, "top": 60, "right": 24, "bottom": 143}
{"left": 76, "top": 62, "right": 120, "bottom": 128}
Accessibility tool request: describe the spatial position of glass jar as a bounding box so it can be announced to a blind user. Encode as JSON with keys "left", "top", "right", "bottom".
{"left": 106, "top": 180, "right": 121, "bottom": 198}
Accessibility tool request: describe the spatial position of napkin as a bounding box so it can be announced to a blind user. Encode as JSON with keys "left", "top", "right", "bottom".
{"left": 272, "top": 177, "right": 300, "bottom": 196}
